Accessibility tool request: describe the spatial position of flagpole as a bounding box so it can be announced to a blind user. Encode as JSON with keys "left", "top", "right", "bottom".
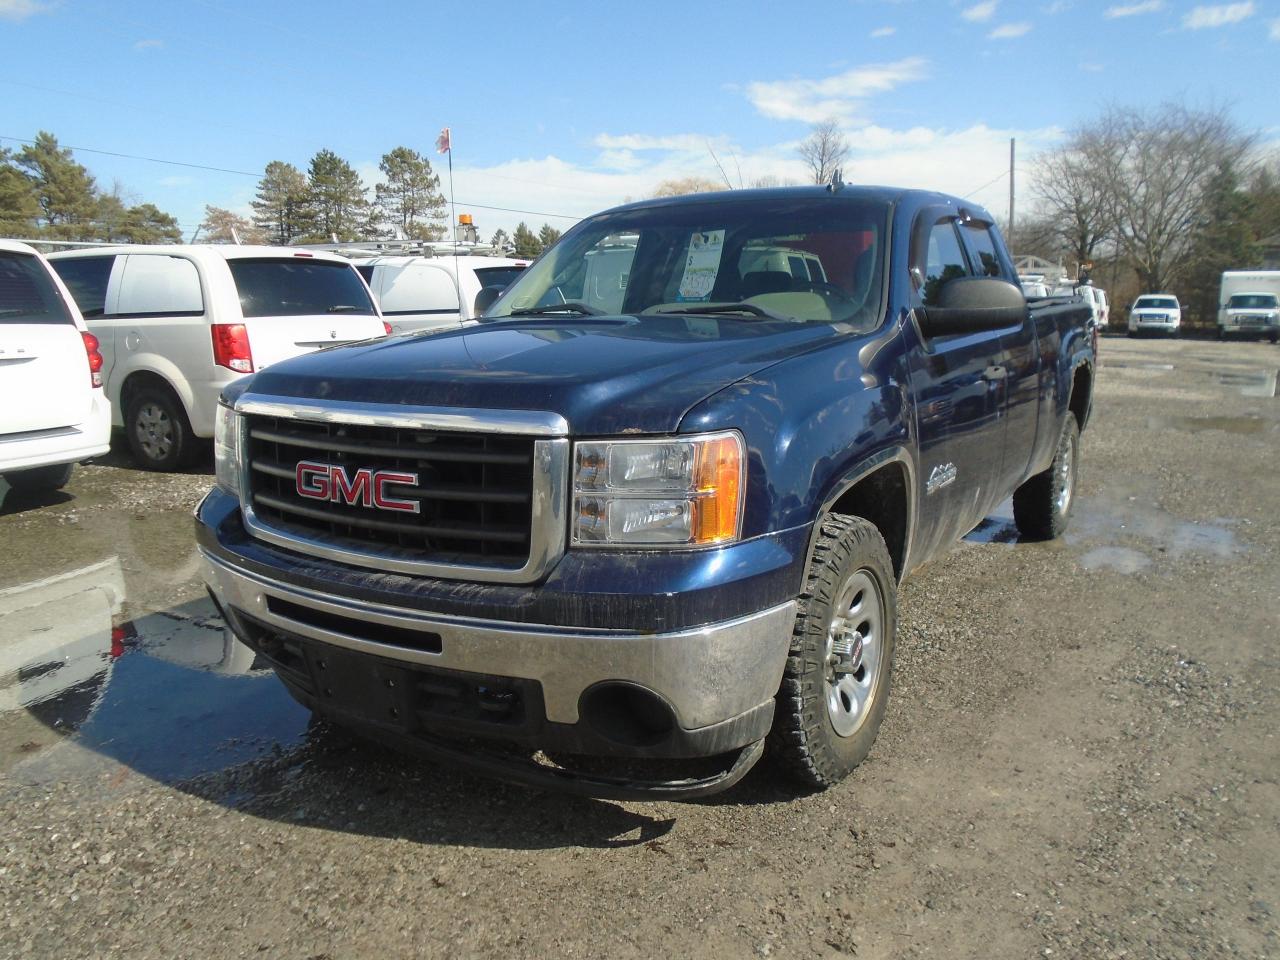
{"left": 447, "top": 146, "right": 456, "bottom": 245}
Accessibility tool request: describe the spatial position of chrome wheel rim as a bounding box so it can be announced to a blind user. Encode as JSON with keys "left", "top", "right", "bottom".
{"left": 1056, "top": 430, "right": 1075, "bottom": 515}
{"left": 135, "top": 403, "right": 174, "bottom": 461}
{"left": 824, "top": 569, "right": 884, "bottom": 738}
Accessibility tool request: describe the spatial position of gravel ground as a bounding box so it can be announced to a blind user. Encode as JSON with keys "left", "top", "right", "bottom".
{"left": 1, "top": 336, "right": 1277, "bottom": 959}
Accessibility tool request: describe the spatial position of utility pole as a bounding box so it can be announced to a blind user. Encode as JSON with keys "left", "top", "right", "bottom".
{"left": 1008, "top": 137, "right": 1016, "bottom": 239}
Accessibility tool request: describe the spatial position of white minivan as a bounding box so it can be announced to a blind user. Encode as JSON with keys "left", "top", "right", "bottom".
{"left": 354, "top": 255, "right": 527, "bottom": 335}
{"left": 49, "top": 245, "right": 387, "bottom": 470}
{"left": 0, "top": 240, "right": 111, "bottom": 494}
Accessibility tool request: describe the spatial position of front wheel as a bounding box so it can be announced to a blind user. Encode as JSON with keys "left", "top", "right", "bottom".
{"left": 1013, "top": 416, "right": 1080, "bottom": 540}
{"left": 769, "top": 514, "right": 897, "bottom": 789}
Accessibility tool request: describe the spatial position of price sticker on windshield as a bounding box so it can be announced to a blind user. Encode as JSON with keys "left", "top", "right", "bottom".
{"left": 676, "top": 230, "right": 726, "bottom": 302}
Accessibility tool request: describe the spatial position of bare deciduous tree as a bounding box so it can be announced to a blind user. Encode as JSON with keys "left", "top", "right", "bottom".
{"left": 1074, "top": 103, "right": 1254, "bottom": 292}
{"left": 1032, "top": 144, "right": 1111, "bottom": 268}
{"left": 650, "top": 176, "right": 726, "bottom": 198}
{"left": 797, "top": 120, "right": 850, "bottom": 185}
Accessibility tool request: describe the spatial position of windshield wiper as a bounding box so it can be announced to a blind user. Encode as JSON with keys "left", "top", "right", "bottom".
{"left": 327, "top": 305, "right": 362, "bottom": 313}
{"left": 657, "top": 302, "right": 794, "bottom": 322}
{"left": 506, "top": 302, "right": 604, "bottom": 317}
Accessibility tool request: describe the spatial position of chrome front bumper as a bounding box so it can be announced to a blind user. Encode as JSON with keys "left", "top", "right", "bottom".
{"left": 202, "top": 548, "right": 796, "bottom": 731}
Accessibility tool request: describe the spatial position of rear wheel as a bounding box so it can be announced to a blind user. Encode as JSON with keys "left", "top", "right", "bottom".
{"left": 3, "top": 462, "right": 74, "bottom": 493}
{"left": 1013, "top": 416, "right": 1079, "bottom": 540}
{"left": 770, "top": 514, "right": 897, "bottom": 789}
{"left": 125, "top": 386, "right": 196, "bottom": 472}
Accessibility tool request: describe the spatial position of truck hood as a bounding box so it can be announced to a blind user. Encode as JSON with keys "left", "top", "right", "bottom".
{"left": 241, "top": 315, "right": 839, "bottom": 434}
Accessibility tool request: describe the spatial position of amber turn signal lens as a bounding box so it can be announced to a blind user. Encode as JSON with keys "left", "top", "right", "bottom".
{"left": 691, "top": 434, "right": 742, "bottom": 544}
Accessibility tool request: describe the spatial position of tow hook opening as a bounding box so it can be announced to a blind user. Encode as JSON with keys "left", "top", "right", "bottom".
{"left": 579, "top": 682, "right": 677, "bottom": 748}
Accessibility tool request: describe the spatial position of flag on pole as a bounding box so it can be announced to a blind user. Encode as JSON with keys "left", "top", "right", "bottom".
{"left": 435, "top": 127, "right": 451, "bottom": 154}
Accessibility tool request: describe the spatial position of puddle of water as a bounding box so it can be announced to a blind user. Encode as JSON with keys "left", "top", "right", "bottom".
{"left": 1100, "top": 362, "right": 1176, "bottom": 372}
{"left": 1, "top": 556, "right": 308, "bottom": 783}
{"left": 1214, "top": 369, "right": 1279, "bottom": 398}
{"left": 1146, "top": 414, "right": 1270, "bottom": 435}
{"left": 1077, "top": 546, "right": 1152, "bottom": 574}
{"left": 1067, "top": 495, "right": 1243, "bottom": 563}
{"left": 963, "top": 511, "right": 1020, "bottom": 544}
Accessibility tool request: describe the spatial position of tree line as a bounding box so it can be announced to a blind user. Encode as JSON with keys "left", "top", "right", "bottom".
{"left": 1, "top": 132, "right": 182, "bottom": 243}
{"left": 1017, "top": 102, "right": 1280, "bottom": 326}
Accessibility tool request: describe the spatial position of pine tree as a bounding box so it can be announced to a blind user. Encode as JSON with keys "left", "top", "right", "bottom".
{"left": 118, "top": 203, "right": 183, "bottom": 244}
{"left": 537, "top": 223, "right": 562, "bottom": 250}
{"left": 1182, "top": 164, "right": 1256, "bottom": 325}
{"left": 512, "top": 221, "right": 541, "bottom": 258}
{"left": 303, "top": 149, "right": 369, "bottom": 242}
{"left": 0, "top": 147, "right": 40, "bottom": 237}
{"left": 252, "top": 161, "right": 310, "bottom": 244}
{"left": 17, "top": 131, "right": 99, "bottom": 240}
{"left": 373, "top": 146, "right": 446, "bottom": 240}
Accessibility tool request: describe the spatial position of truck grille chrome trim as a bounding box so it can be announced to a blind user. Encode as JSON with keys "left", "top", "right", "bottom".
{"left": 234, "top": 394, "right": 569, "bottom": 584}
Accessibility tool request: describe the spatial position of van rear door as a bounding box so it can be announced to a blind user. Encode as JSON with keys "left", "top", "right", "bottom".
{"left": 225, "top": 257, "right": 384, "bottom": 369}
{"left": 0, "top": 251, "right": 93, "bottom": 436}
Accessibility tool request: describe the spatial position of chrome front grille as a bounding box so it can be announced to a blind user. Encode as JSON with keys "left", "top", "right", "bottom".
{"left": 235, "top": 396, "right": 569, "bottom": 583}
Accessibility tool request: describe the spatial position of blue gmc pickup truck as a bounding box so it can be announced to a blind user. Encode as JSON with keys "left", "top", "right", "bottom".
{"left": 196, "top": 185, "right": 1094, "bottom": 799}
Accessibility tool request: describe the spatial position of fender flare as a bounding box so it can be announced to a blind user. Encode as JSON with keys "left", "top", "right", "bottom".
{"left": 113, "top": 355, "right": 197, "bottom": 429}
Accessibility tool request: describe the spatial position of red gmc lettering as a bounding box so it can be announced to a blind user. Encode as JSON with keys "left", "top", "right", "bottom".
{"left": 295, "top": 461, "right": 419, "bottom": 513}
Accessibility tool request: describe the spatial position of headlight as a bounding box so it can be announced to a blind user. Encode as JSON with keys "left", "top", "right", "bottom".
{"left": 572, "top": 432, "right": 744, "bottom": 547}
{"left": 213, "top": 402, "right": 241, "bottom": 496}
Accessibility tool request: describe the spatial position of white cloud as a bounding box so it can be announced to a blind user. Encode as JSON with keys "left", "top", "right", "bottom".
{"left": 134, "top": 38, "right": 163, "bottom": 50}
{"left": 593, "top": 133, "right": 723, "bottom": 152}
{"left": 1079, "top": 61, "right": 1105, "bottom": 72}
{"left": 1103, "top": 0, "right": 1163, "bottom": 17}
{"left": 745, "top": 57, "right": 929, "bottom": 124}
{"left": 1183, "top": 2, "right": 1254, "bottom": 29}
{"left": 988, "top": 21, "right": 1032, "bottom": 38}
{"left": 870, "top": 25, "right": 896, "bottom": 37}
{"left": 0, "top": 0, "right": 50, "bottom": 21}
{"left": 1271, "top": 17, "right": 1280, "bottom": 39}
{"left": 962, "top": 1, "right": 998, "bottom": 22}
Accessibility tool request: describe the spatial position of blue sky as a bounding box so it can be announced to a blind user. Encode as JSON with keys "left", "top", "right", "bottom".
{"left": 2, "top": 0, "right": 1277, "bottom": 239}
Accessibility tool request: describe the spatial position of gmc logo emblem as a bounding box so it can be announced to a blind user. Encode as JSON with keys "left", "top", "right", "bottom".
{"left": 295, "top": 460, "right": 420, "bottom": 513}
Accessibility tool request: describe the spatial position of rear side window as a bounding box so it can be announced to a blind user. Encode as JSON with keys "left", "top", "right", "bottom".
{"left": 49, "top": 256, "right": 115, "bottom": 317}
{"left": 355, "top": 264, "right": 375, "bottom": 285}
{"left": 473, "top": 265, "right": 525, "bottom": 290}
{"left": 117, "top": 255, "right": 204, "bottom": 316}
{"left": 379, "top": 263, "right": 458, "bottom": 315}
{"left": 0, "top": 251, "right": 74, "bottom": 325}
{"left": 228, "top": 258, "right": 377, "bottom": 318}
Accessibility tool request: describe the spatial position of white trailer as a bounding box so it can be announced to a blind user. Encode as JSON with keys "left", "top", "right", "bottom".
{"left": 1218, "top": 271, "right": 1280, "bottom": 342}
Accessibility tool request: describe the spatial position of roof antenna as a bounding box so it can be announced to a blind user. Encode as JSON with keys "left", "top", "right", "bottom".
{"left": 827, "top": 169, "right": 845, "bottom": 193}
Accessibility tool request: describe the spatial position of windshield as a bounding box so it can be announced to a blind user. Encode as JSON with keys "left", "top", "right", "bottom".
{"left": 485, "top": 197, "right": 889, "bottom": 329}
{"left": 228, "top": 258, "right": 377, "bottom": 318}
{"left": 1135, "top": 296, "right": 1177, "bottom": 309}
{"left": 1228, "top": 293, "right": 1278, "bottom": 309}
{"left": 0, "top": 251, "right": 74, "bottom": 325}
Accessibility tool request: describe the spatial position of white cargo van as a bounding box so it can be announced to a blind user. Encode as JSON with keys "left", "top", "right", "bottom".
{"left": 1217, "top": 271, "right": 1280, "bottom": 342}
{"left": 0, "top": 240, "right": 111, "bottom": 494}
{"left": 354, "top": 255, "right": 527, "bottom": 335}
{"left": 49, "top": 245, "right": 387, "bottom": 470}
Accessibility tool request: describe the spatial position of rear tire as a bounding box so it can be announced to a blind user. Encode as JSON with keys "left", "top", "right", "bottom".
{"left": 125, "top": 386, "right": 196, "bottom": 472}
{"left": 769, "top": 514, "right": 897, "bottom": 789}
{"left": 3, "top": 462, "right": 74, "bottom": 493}
{"left": 1013, "top": 416, "right": 1079, "bottom": 541}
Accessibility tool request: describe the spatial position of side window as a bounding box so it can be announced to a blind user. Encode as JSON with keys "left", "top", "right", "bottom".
{"left": 962, "top": 224, "right": 1006, "bottom": 279}
{"left": 49, "top": 256, "right": 116, "bottom": 317}
{"left": 115, "top": 255, "right": 203, "bottom": 316}
{"left": 916, "top": 218, "right": 970, "bottom": 306}
{"left": 379, "top": 264, "right": 459, "bottom": 314}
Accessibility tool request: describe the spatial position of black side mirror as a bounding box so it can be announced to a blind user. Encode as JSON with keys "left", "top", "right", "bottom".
{"left": 473, "top": 285, "right": 503, "bottom": 316}
{"left": 917, "top": 276, "right": 1027, "bottom": 337}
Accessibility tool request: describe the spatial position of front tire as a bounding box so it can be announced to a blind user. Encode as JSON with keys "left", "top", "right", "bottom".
{"left": 125, "top": 386, "right": 195, "bottom": 472}
{"left": 770, "top": 514, "right": 897, "bottom": 789}
{"left": 3, "top": 462, "right": 74, "bottom": 493}
{"left": 1013, "top": 416, "right": 1080, "bottom": 540}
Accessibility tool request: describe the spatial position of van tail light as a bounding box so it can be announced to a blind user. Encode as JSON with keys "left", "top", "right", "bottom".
{"left": 382, "top": 321, "right": 392, "bottom": 336}
{"left": 211, "top": 323, "right": 254, "bottom": 374}
{"left": 81, "top": 331, "right": 104, "bottom": 388}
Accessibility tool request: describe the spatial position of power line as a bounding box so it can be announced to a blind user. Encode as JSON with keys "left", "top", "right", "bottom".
{"left": 961, "top": 169, "right": 1008, "bottom": 198}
